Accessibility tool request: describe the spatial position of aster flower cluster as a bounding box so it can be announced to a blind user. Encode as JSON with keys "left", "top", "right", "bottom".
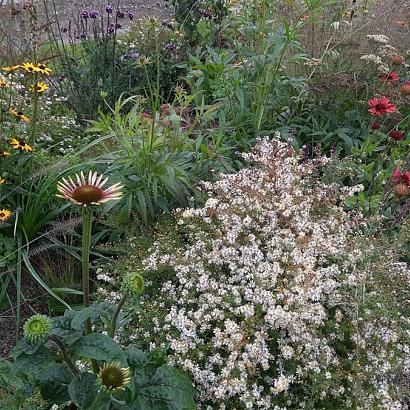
{"left": 110, "top": 138, "right": 408, "bottom": 408}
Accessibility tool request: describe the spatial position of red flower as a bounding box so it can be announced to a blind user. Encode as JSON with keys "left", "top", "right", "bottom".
{"left": 389, "top": 130, "right": 404, "bottom": 141}
{"left": 391, "top": 169, "right": 410, "bottom": 186}
{"left": 368, "top": 96, "right": 396, "bottom": 116}
{"left": 379, "top": 71, "right": 399, "bottom": 84}
{"left": 402, "top": 172, "right": 410, "bottom": 186}
{"left": 391, "top": 168, "right": 402, "bottom": 183}
{"left": 371, "top": 122, "right": 381, "bottom": 130}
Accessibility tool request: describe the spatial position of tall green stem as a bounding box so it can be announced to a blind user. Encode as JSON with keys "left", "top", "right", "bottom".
{"left": 109, "top": 295, "right": 127, "bottom": 338}
{"left": 82, "top": 208, "right": 93, "bottom": 334}
{"left": 29, "top": 73, "right": 39, "bottom": 144}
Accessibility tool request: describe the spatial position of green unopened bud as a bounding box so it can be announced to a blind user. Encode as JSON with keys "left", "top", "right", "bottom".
{"left": 23, "top": 314, "right": 52, "bottom": 344}
{"left": 122, "top": 272, "right": 144, "bottom": 296}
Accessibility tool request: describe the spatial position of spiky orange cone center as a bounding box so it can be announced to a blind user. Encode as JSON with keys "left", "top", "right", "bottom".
{"left": 72, "top": 185, "right": 104, "bottom": 204}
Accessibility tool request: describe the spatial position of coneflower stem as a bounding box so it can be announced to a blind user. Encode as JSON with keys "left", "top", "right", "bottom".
{"left": 109, "top": 294, "right": 127, "bottom": 338}
{"left": 81, "top": 208, "right": 93, "bottom": 334}
{"left": 48, "top": 335, "right": 79, "bottom": 376}
{"left": 81, "top": 208, "right": 99, "bottom": 374}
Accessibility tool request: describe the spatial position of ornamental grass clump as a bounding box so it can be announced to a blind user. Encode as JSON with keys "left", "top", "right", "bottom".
{"left": 133, "top": 138, "right": 409, "bottom": 408}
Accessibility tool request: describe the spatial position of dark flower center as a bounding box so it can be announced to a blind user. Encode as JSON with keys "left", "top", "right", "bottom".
{"left": 19, "top": 141, "right": 25, "bottom": 147}
{"left": 72, "top": 185, "right": 103, "bottom": 204}
{"left": 39, "top": 65, "right": 45, "bottom": 70}
{"left": 375, "top": 103, "right": 386, "bottom": 110}
{"left": 0, "top": 212, "right": 5, "bottom": 217}
{"left": 101, "top": 367, "right": 124, "bottom": 388}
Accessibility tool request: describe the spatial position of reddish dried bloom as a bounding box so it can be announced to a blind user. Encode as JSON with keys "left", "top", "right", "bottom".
{"left": 394, "top": 183, "right": 409, "bottom": 196}
{"left": 368, "top": 96, "right": 396, "bottom": 116}
{"left": 402, "top": 172, "right": 410, "bottom": 186}
{"left": 379, "top": 71, "right": 399, "bottom": 84}
{"left": 371, "top": 122, "right": 381, "bottom": 130}
{"left": 389, "top": 130, "right": 404, "bottom": 141}
{"left": 391, "top": 168, "right": 402, "bottom": 183}
{"left": 400, "top": 82, "right": 410, "bottom": 95}
{"left": 391, "top": 169, "right": 410, "bottom": 186}
{"left": 392, "top": 55, "right": 404, "bottom": 65}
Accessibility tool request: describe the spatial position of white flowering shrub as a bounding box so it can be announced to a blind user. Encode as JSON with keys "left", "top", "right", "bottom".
{"left": 104, "top": 139, "right": 409, "bottom": 409}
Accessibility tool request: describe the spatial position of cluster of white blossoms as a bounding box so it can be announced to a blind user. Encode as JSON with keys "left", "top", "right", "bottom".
{"left": 122, "top": 138, "right": 409, "bottom": 408}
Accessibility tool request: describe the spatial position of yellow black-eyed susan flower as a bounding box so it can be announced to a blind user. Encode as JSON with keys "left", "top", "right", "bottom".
{"left": 36, "top": 63, "right": 52, "bottom": 75}
{"left": 9, "top": 109, "right": 31, "bottom": 122}
{"left": 97, "top": 362, "right": 131, "bottom": 392}
{"left": 21, "top": 62, "right": 37, "bottom": 73}
{"left": 0, "top": 151, "right": 10, "bottom": 157}
{"left": 0, "top": 209, "right": 12, "bottom": 221}
{"left": 0, "top": 80, "right": 7, "bottom": 88}
{"left": 30, "top": 81, "right": 48, "bottom": 93}
{"left": 2, "top": 65, "right": 20, "bottom": 72}
{"left": 0, "top": 178, "right": 5, "bottom": 185}
{"left": 10, "top": 138, "right": 33, "bottom": 152}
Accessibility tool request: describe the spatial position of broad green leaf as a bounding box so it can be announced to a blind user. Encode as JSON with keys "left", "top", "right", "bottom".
{"left": 77, "top": 333, "right": 126, "bottom": 364}
{"left": 137, "top": 365, "right": 196, "bottom": 410}
{"left": 37, "top": 363, "right": 72, "bottom": 404}
{"left": 69, "top": 372, "right": 98, "bottom": 409}
{"left": 52, "top": 310, "right": 84, "bottom": 345}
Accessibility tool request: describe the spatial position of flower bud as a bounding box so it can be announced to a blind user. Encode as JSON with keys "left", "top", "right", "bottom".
{"left": 23, "top": 314, "right": 52, "bottom": 344}
{"left": 122, "top": 272, "right": 144, "bottom": 296}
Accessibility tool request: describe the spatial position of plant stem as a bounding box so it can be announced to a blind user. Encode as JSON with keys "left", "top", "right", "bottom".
{"left": 82, "top": 208, "right": 93, "bottom": 334}
{"left": 48, "top": 335, "right": 79, "bottom": 377}
{"left": 29, "top": 73, "right": 39, "bottom": 145}
{"left": 109, "top": 294, "right": 127, "bottom": 338}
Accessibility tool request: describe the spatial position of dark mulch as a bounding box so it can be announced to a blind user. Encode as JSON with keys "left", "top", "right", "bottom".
{"left": 0, "top": 273, "right": 47, "bottom": 359}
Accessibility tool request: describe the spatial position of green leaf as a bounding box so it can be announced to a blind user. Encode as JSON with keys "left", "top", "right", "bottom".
{"left": 52, "top": 310, "right": 84, "bottom": 346}
{"left": 69, "top": 372, "right": 99, "bottom": 409}
{"left": 77, "top": 333, "right": 126, "bottom": 364}
{"left": 13, "top": 347, "right": 56, "bottom": 374}
{"left": 10, "top": 338, "right": 41, "bottom": 359}
{"left": 137, "top": 365, "right": 196, "bottom": 410}
{"left": 37, "top": 363, "right": 72, "bottom": 404}
{"left": 71, "top": 303, "right": 113, "bottom": 329}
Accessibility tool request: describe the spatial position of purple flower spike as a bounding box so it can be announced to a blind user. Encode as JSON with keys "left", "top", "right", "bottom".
{"left": 128, "top": 11, "right": 134, "bottom": 20}
{"left": 81, "top": 11, "right": 89, "bottom": 19}
{"left": 115, "top": 23, "right": 122, "bottom": 29}
{"left": 61, "top": 27, "right": 68, "bottom": 33}
{"left": 108, "top": 27, "right": 115, "bottom": 33}
{"left": 89, "top": 10, "right": 99, "bottom": 19}
{"left": 116, "top": 9, "right": 125, "bottom": 18}
{"left": 165, "top": 42, "right": 176, "bottom": 52}
{"left": 105, "top": 4, "right": 113, "bottom": 13}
